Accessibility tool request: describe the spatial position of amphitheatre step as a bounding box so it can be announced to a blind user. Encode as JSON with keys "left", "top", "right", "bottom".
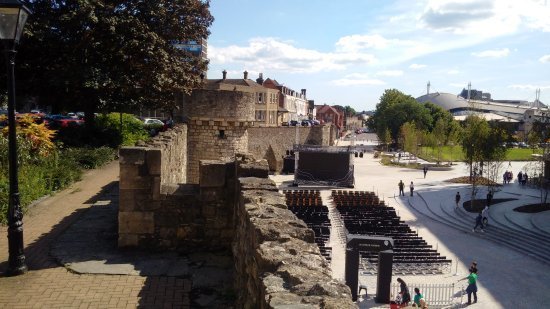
{"left": 407, "top": 192, "right": 550, "bottom": 267}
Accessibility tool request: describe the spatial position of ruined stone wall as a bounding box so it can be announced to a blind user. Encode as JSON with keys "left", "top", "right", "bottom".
{"left": 183, "top": 89, "right": 255, "bottom": 183}
{"left": 233, "top": 176, "right": 355, "bottom": 308}
{"left": 118, "top": 127, "right": 235, "bottom": 250}
{"left": 134, "top": 125, "right": 188, "bottom": 185}
{"left": 248, "top": 125, "right": 335, "bottom": 172}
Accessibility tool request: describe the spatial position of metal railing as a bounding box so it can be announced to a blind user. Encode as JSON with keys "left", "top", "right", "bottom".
{"left": 391, "top": 283, "right": 457, "bottom": 308}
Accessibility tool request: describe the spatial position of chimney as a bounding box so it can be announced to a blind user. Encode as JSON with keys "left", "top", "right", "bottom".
{"left": 243, "top": 70, "right": 248, "bottom": 79}
{"left": 222, "top": 70, "right": 227, "bottom": 80}
{"left": 301, "top": 89, "right": 306, "bottom": 97}
{"left": 256, "top": 73, "right": 264, "bottom": 85}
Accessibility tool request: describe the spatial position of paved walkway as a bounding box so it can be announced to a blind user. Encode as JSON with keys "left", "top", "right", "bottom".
{"left": 0, "top": 161, "right": 209, "bottom": 308}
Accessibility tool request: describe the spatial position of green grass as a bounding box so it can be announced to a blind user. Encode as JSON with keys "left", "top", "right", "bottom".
{"left": 418, "top": 146, "right": 542, "bottom": 162}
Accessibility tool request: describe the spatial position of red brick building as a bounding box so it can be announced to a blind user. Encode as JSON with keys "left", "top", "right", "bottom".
{"left": 315, "top": 104, "right": 344, "bottom": 135}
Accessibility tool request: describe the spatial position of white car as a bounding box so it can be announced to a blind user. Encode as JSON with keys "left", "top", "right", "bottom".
{"left": 143, "top": 118, "right": 164, "bottom": 126}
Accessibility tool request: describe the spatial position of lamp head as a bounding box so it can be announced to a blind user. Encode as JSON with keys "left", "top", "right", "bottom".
{"left": 0, "top": 0, "right": 31, "bottom": 48}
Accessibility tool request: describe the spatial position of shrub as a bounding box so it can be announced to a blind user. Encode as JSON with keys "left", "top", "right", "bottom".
{"left": 96, "top": 113, "right": 149, "bottom": 146}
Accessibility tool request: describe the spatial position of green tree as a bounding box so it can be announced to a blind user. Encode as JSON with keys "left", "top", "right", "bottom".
{"left": 368, "top": 89, "right": 432, "bottom": 143}
{"left": 460, "top": 115, "right": 507, "bottom": 201}
{"left": 15, "top": 0, "right": 213, "bottom": 122}
{"left": 400, "top": 122, "right": 418, "bottom": 156}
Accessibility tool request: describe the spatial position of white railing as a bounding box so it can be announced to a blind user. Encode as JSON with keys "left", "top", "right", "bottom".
{"left": 391, "top": 283, "right": 457, "bottom": 308}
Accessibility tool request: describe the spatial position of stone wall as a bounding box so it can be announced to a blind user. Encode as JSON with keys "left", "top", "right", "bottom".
{"left": 248, "top": 125, "right": 335, "bottom": 172}
{"left": 233, "top": 176, "right": 355, "bottom": 308}
{"left": 183, "top": 89, "right": 256, "bottom": 184}
{"left": 118, "top": 126, "right": 237, "bottom": 250}
{"left": 135, "top": 125, "right": 188, "bottom": 185}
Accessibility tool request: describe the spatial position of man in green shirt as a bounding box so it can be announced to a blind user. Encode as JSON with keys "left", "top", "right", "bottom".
{"left": 459, "top": 269, "right": 478, "bottom": 304}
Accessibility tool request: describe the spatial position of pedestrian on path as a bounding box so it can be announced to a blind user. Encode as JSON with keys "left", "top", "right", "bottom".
{"left": 455, "top": 192, "right": 461, "bottom": 209}
{"left": 396, "top": 278, "right": 411, "bottom": 307}
{"left": 482, "top": 205, "right": 489, "bottom": 226}
{"left": 423, "top": 166, "right": 428, "bottom": 178}
{"left": 410, "top": 181, "right": 414, "bottom": 196}
{"left": 473, "top": 212, "right": 485, "bottom": 232}
{"left": 459, "top": 268, "right": 479, "bottom": 304}
{"left": 486, "top": 191, "right": 493, "bottom": 206}
{"left": 517, "top": 171, "right": 523, "bottom": 185}
{"left": 398, "top": 180, "right": 405, "bottom": 196}
{"left": 523, "top": 172, "right": 528, "bottom": 185}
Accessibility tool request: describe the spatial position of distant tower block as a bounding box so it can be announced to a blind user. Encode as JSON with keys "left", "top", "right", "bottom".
{"left": 182, "top": 89, "right": 255, "bottom": 183}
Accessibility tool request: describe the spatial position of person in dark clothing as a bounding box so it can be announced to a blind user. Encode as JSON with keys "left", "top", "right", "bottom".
{"left": 396, "top": 278, "right": 411, "bottom": 307}
{"left": 423, "top": 166, "right": 428, "bottom": 178}
{"left": 517, "top": 171, "right": 523, "bottom": 185}
{"left": 486, "top": 191, "right": 493, "bottom": 206}
{"left": 398, "top": 180, "right": 405, "bottom": 196}
{"left": 410, "top": 181, "right": 414, "bottom": 196}
{"left": 473, "top": 212, "right": 485, "bottom": 232}
{"left": 455, "top": 192, "right": 461, "bottom": 208}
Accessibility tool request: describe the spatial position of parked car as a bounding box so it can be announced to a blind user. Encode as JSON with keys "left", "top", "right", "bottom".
{"left": 143, "top": 118, "right": 165, "bottom": 126}
{"left": 45, "top": 114, "right": 84, "bottom": 128}
{"left": 289, "top": 120, "right": 299, "bottom": 126}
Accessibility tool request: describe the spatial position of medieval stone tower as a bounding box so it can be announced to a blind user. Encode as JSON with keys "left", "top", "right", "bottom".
{"left": 182, "top": 89, "right": 255, "bottom": 184}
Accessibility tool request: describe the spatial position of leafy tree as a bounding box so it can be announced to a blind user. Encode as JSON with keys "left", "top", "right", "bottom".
{"left": 368, "top": 89, "right": 432, "bottom": 143}
{"left": 460, "top": 115, "right": 507, "bottom": 202}
{"left": 13, "top": 0, "right": 214, "bottom": 124}
{"left": 400, "top": 122, "right": 419, "bottom": 156}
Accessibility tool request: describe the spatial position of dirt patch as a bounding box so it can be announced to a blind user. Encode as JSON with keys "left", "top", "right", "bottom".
{"left": 514, "top": 203, "right": 550, "bottom": 213}
{"left": 447, "top": 176, "right": 501, "bottom": 186}
{"left": 463, "top": 198, "right": 517, "bottom": 213}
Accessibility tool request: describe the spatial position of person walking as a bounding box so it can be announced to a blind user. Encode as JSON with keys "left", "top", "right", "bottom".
{"left": 410, "top": 181, "right": 414, "bottom": 197}
{"left": 473, "top": 212, "right": 485, "bottom": 232}
{"left": 423, "top": 166, "right": 428, "bottom": 178}
{"left": 459, "top": 268, "right": 479, "bottom": 304}
{"left": 517, "top": 171, "right": 523, "bottom": 185}
{"left": 486, "top": 191, "right": 493, "bottom": 206}
{"left": 398, "top": 180, "right": 405, "bottom": 196}
{"left": 523, "top": 172, "right": 528, "bottom": 185}
{"left": 482, "top": 205, "right": 489, "bottom": 226}
{"left": 396, "top": 278, "right": 411, "bottom": 307}
{"left": 455, "top": 192, "right": 461, "bottom": 209}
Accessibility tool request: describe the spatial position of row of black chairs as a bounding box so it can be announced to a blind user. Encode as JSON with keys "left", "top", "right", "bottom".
{"left": 283, "top": 189, "right": 323, "bottom": 207}
{"left": 334, "top": 190, "right": 451, "bottom": 274}
{"left": 285, "top": 198, "right": 332, "bottom": 262}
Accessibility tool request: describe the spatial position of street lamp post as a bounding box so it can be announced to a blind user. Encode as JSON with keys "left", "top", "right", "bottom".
{"left": 0, "top": 0, "right": 31, "bottom": 276}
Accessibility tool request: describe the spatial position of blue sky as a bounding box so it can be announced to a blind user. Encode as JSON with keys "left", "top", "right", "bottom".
{"left": 206, "top": 0, "right": 550, "bottom": 111}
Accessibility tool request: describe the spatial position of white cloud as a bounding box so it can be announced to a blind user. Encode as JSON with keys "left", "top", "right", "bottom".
{"left": 335, "top": 34, "right": 390, "bottom": 52}
{"left": 471, "top": 48, "right": 510, "bottom": 58}
{"left": 447, "top": 70, "right": 460, "bottom": 75}
{"left": 409, "top": 63, "right": 426, "bottom": 69}
{"left": 419, "top": 0, "right": 550, "bottom": 36}
{"left": 376, "top": 70, "right": 404, "bottom": 77}
{"left": 209, "top": 37, "right": 376, "bottom": 74}
{"left": 540, "top": 55, "right": 550, "bottom": 63}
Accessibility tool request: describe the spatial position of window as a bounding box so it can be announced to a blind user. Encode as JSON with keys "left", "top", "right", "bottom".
{"left": 218, "top": 130, "right": 225, "bottom": 139}
{"left": 257, "top": 93, "right": 263, "bottom": 104}
{"left": 255, "top": 110, "right": 266, "bottom": 121}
